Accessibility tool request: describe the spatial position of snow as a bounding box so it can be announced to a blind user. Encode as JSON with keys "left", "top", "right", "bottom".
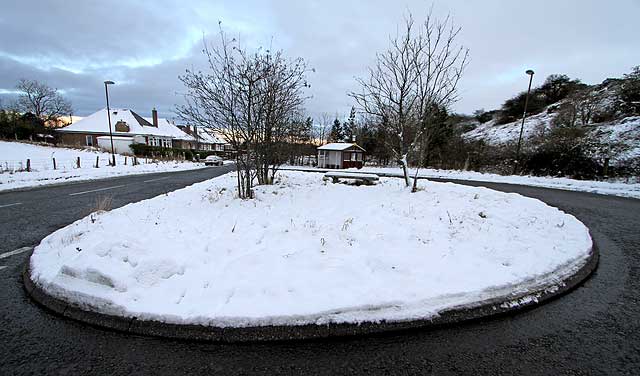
{"left": 324, "top": 171, "right": 379, "bottom": 179}
{"left": 30, "top": 171, "right": 592, "bottom": 327}
{"left": 282, "top": 166, "right": 640, "bottom": 199}
{"left": 195, "top": 128, "right": 226, "bottom": 145}
{"left": 589, "top": 116, "right": 640, "bottom": 163}
{"left": 463, "top": 110, "right": 640, "bottom": 166}
{"left": 0, "top": 141, "right": 206, "bottom": 191}
{"left": 463, "top": 110, "right": 554, "bottom": 145}
{"left": 318, "top": 142, "right": 364, "bottom": 151}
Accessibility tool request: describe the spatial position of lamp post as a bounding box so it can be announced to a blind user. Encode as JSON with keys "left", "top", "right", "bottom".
{"left": 104, "top": 80, "right": 116, "bottom": 166}
{"left": 513, "top": 69, "right": 535, "bottom": 175}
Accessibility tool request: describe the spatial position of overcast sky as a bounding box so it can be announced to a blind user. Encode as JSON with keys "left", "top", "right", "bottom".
{"left": 1, "top": 0, "right": 638, "bottom": 121}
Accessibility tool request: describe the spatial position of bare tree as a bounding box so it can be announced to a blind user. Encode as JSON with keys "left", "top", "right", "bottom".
{"left": 553, "top": 88, "right": 603, "bottom": 129}
{"left": 316, "top": 112, "right": 332, "bottom": 145}
{"left": 177, "top": 27, "right": 309, "bottom": 198}
{"left": 350, "top": 11, "right": 468, "bottom": 189}
{"left": 254, "top": 52, "right": 310, "bottom": 184}
{"left": 15, "top": 79, "right": 72, "bottom": 121}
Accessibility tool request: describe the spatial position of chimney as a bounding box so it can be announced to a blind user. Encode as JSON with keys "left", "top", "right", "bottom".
{"left": 152, "top": 108, "right": 158, "bottom": 127}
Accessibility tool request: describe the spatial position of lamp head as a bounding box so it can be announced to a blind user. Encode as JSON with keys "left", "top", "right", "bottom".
{"left": 104, "top": 80, "right": 115, "bottom": 85}
{"left": 525, "top": 70, "right": 534, "bottom": 76}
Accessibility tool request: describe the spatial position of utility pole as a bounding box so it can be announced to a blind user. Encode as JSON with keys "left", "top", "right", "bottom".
{"left": 104, "top": 80, "right": 116, "bottom": 166}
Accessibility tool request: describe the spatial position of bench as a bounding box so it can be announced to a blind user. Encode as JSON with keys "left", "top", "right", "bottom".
{"left": 323, "top": 171, "right": 380, "bottom": 185}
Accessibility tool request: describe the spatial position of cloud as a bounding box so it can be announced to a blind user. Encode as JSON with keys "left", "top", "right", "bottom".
{"left": 1, "top": 0, "right": 639, "bottom": 119}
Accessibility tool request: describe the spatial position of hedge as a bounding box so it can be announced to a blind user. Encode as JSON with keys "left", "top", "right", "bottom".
{"left": 130, "top": 144, "right": 225, "bottom": 161}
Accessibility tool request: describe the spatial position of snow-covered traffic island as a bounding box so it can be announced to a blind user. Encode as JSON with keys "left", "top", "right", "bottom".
{"left": 26, "top": 171, "right": 597, "bottom": 341}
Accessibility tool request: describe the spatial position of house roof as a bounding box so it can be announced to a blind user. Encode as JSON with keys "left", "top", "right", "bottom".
{"left": 195, "top": 128, "right": 226, "bottom": 145}
{"left": 317, "top": 142, "right": 366, "bottom": 152}
{"left": 57, "top": 108, "right": 195, "bottom": 140}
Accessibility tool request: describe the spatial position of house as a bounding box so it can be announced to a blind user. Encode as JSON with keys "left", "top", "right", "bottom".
{"left": 57, "top": 108, "right": 194, "bottom": 153}
{"left": 176, "top": 125, "right": 228, "bottom": 152}
{"left": 317, "top": 142, "right": 366, "bottom": 169}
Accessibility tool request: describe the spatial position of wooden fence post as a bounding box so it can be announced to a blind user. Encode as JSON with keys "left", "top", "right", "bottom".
{"left": 95, "top": 156, "right": 99, "bottom": 168}
{"left": 77, "top": 157, "right": 81, "bottom": 168}
{"left": 53, "top": 158, "right": 57, "bottom": 170}
{"left": 26, "top": 159, "right": 31, "bottom": 172}
{"left": 124, "top": 156, "right": 128, "bottom": 165}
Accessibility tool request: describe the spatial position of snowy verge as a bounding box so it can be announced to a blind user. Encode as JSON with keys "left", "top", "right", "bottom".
{"left": 281, "top": 165, "right": 640, "bottom": 199}
{"left": 0, "top": 140, "right": 207, "bottom": 191}
{"left": 30, "top": 171, "right": 593, "bottom": 328}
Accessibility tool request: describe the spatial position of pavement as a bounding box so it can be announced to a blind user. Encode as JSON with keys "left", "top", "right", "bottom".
{"left": 1, "top": 167, "right": 640, "bottom": 375}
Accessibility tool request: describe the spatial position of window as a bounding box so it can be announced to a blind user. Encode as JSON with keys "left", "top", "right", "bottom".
{"left": 86, "top": 135, "right": 93, "bottom": 146}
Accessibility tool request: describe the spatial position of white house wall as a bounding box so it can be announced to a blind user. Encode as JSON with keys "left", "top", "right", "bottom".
{"left": 97, "top": 137, "right": 134, "bottom": 155}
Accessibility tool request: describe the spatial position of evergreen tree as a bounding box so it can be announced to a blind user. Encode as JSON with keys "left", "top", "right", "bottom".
{"left": 343, "top": 106, "right": 357, "bottom": 142}
{"left": 328, "top": 118, "right": 343, "bottom": 142}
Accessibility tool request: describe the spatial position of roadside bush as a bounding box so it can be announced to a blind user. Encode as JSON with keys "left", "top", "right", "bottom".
{"left": 130, "top": 144, "right": 175, "bottom": 158}
{"left": 130, "top": 144, "right": 224, "bottom": 160}
{"left": 523, "top": 127, "right": 600, "bottom": 179}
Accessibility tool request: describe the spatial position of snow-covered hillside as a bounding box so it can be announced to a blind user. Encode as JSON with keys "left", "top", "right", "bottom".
{"left": 0, "top": 141, "right": 205, "bottom": 191}
{"left": 464, "top": 109, "right": 555, "bottom": 145}
{"left": 461, "top": 79, "right": 640, "bottom": 166}
{"left": 589, "top": 116, "right": 640, "bottom": 162}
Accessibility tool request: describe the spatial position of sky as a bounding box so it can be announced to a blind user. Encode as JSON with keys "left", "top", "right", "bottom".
{"left": 0, "top": 0, "right": 638, "bottom": 122}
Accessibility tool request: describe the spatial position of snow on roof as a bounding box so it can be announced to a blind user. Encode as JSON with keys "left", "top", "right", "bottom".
{"left": 317, "top": 142, "right": 366, "bottom": 152}
{"left": 58, "top": 108, "right": 195, "bottom": 140}
{"left": 196, "top": 128, "right": 226, "bottom": 144}
{"left": 142, "top": 117, "right": 194, "bottom": 140}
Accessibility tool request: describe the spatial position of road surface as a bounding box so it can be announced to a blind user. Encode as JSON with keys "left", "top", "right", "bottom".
{"left": 1, "top": 168, "right": 639, "bottom": 375}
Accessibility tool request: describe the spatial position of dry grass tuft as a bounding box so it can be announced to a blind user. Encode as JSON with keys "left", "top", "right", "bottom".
{"left": 93, "top": 195, "right": 113, "bottom": 212}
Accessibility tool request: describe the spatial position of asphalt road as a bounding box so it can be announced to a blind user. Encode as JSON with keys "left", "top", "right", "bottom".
{"left": 1, "top": 169, "right": 639, "bottom": 375}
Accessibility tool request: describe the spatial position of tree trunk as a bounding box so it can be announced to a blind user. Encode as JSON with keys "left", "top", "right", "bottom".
{"left": 400, "top": 155, "right": 411, "bottom": 187}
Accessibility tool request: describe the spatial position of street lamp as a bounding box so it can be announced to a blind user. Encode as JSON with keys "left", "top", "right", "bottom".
{"left": 513, "top": 69, "right": 535, "bottom": 175}
{"left": 104, "top": 80, "right": 116, "bottom": 166}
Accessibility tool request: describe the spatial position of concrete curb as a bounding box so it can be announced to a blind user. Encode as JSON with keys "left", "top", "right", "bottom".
{"left": 22, "top": 241, "right": 599, "bottom": 343}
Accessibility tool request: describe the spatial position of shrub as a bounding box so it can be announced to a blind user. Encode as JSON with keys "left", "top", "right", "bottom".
{"left": 537, "top": 74, "right": 586, "bottom": 105}
{"left": 496, "top": 91, "right": 547, "bottom": 124}
{"left": 523, "top": 127, "right": 600, "bottom": 179}
{"left": 129, "top": 144, "right": 224, "bottom": 160}
{"left": 619, "top": 66, "right": 640, "bottom": 115}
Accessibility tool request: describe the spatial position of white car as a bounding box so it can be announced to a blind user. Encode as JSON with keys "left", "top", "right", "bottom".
{"left": 204, "top": 155, "right": 223, "bottom": 166}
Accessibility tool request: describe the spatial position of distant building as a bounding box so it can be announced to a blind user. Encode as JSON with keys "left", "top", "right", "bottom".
{"left": 176, "top": 125, "right": 228, "bottom": 152}
{"left": 57, "top": 108, "right": 194, "bottom": 153}
{"left": 317, "top": 142, "right": 366, "bottom": 169}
